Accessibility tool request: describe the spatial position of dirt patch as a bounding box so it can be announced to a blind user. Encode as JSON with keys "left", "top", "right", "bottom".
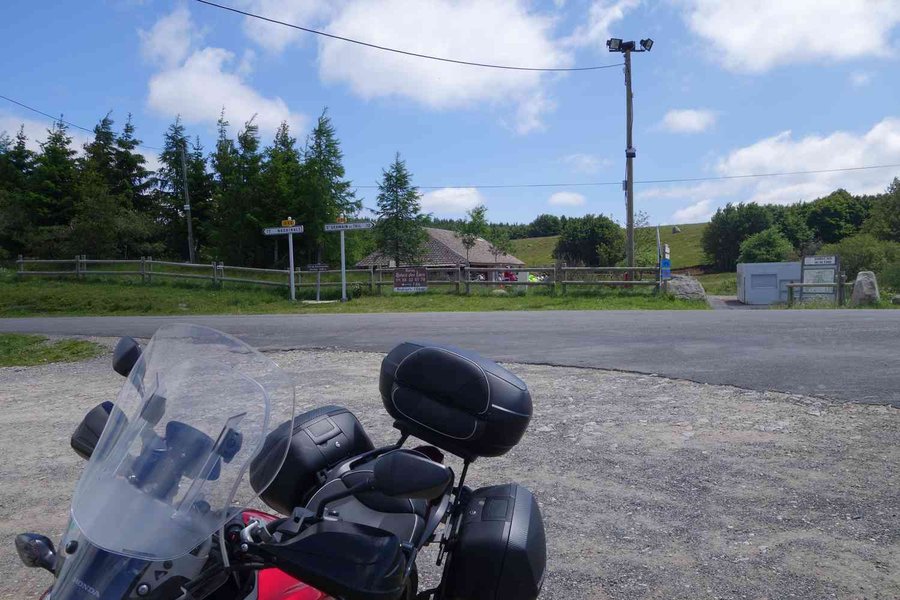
{"left": 1, "top": 344, "right": 898, "bottom": 599}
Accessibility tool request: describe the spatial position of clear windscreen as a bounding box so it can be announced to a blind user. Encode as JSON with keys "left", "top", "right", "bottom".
{"left": 69, "top": 324, "right": 295, "bottom": 561}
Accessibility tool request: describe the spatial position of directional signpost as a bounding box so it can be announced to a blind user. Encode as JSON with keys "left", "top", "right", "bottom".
{"left": 324, "top": 219, "right": 374, "bottom": 302}
{"left": 263, "top": 218, "right": 303, "bottom": 301}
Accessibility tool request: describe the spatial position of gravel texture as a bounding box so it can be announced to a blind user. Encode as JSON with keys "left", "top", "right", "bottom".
{"left": 1, "top": 342, "right": 898, "bottom": 599}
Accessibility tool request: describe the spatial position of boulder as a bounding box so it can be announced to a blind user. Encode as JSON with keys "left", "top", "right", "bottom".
{"left": 892, "top": 294, "right": 900, "bottom": 306}
{"left": 851, "top": 271, "right": 880, "bottom": 307}
{"left": 672, "top": 225, "right": 682, "bottom": 234}
{"left": 664, "top": 275, "right": 706, "bottom": 301}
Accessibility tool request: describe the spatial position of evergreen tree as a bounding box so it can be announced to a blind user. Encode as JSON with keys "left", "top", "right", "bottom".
{"left": 261, "top": 122, "right": 303, "bottom": 265}
{"left": 374, "top": 153, "right": 426, "bottom": 266}
{"left": 32, "top": 120, "right": 78, "bottom": 228}
{"left": 113, "top": 114, "right": 154, "bottom": 213}
{"left": 298, "top": 109, "right": 359, "bottom": 264}
{"left": 81, "top": 113, "right": 117, "bottom": 188}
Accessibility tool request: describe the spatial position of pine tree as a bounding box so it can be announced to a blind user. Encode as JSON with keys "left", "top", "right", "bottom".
{"left": 32, "top": 120, "right": 78, "bottom": 227}
{"left": 81, "top": 113, "right": 117, "bottom": 188}
{"left": 298, "top": 109, "right": 359, "bottom": 264}
{"left": 374, "top": 153, "right": 426, "bottom": 266}
{"left": 113, "top": 113, "right": 153, "bottom": 213}
{"left": 261, "top": 122, "right": 303, "bottom": 266}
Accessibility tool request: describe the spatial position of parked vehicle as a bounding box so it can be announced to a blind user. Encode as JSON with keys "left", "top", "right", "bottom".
{"left": 16, "top": 325, "right": 546, "bottom": 600}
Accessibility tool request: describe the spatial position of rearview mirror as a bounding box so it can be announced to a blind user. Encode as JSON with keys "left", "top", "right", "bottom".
{"left": 113, "top": 336, "right": 142, "bottom": 377}
{"left": 372, "top": 451, "right": 452, "bottom": 500}
{"left": 15, "top": 533, "right": 56, "bottom": 572}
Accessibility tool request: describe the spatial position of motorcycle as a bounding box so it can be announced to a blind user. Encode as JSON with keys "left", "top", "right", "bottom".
{"left": 16, "top": 324, "right": 546, "bottom": 600}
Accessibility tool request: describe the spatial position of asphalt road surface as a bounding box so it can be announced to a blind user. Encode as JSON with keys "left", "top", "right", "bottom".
{"left": 1, "top": 310, "right": 897, "bottom": 405}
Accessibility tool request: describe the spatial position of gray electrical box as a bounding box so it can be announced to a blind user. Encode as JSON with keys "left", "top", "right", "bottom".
{"left": 737, "top": 262, "right": 801, "bottom": 305}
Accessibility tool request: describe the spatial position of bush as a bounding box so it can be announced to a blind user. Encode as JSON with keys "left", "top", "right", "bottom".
{"left": 881, "top": 262, "right": 900, "bottom": 292}
{"left": 738, "top": 227, "right": 793, "bottom": 263}
{"left": 553, "top": 214, "right": 624, "bottom": 267}
{"left": 863, "top": 177, "right": 900, "bottom": 243}
{"left": 702, "top": 203, "right": 772, "bottom": 271}
{"left": 820, "top": 234, "right": 900, "bottom": 279}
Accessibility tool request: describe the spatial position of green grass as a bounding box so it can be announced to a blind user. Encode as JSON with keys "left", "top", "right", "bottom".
{"left": 509, "top": 222, "right": 709, "bottom": 270}
{"left": 656, "top": 223, "right": 708, "bottom": 269}
{"left": 0, "top": 333, "right": 105, "bottom": 367}
{"left": 0, "top": 277, "right": 707, "bottom": 316}
{"left": 696, "top": 272, "right": 737, "bottom": 295}
{"left": 509, "top": 236, "right": 558, "bottom": 266}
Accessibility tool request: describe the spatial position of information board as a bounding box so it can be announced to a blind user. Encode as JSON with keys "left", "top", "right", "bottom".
{"left": 660, "top": 258, "right": 672, "bottom": 280}
{"left": 393, "top": 267, "right": 428, "bottom": 293}
{"left": 800, "top": 255, "right": 839, "bottom": 300}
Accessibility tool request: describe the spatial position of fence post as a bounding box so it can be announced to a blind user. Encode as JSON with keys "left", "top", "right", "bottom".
{"left": 838, "top": 272, "right": 846, "bottom": 306}
{"left": 74, "top": 255, "right": 81, "bottom": 278}
{"left": 456, "top": 266, "right": 462, "bottom": 295}
{"left": 140, "top": 256, "right": 146, "bottom": 284}
{"left": 212, "top": 261, "right": 218, "bottom": 285}
{"left": 147, "top": 257, "right": 153, "bottom": 284}
{"left": 788, "top": 285, "right": 794, "bottom": 307}
{"left": 17, "top": 255, "right": 23, "bottom": 276}
{"left": 81, "top": 255, "right": 87, "bottom": 279}
{"left": 464, "top": 267, "right": 471, "bottom": 295}
{"left": 219, "top": 262, "right": 225, "bottom": 288}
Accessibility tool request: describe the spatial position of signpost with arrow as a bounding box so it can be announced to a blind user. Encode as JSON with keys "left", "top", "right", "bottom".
{"left": 263, "top": 217, "right": 303, "bottom": 301}
{"left": 324, "top": 216, "right": 374, "bottom": 302}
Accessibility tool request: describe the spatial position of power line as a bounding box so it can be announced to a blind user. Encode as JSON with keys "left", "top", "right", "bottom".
{"left": 193, "top": 0, "right": 624, "bottom": 72}
{"left": 353, "top": 163, "right": 900, "bottom": 190}
{"left": 0, "top": 94, "right": 161, "bottom": 151}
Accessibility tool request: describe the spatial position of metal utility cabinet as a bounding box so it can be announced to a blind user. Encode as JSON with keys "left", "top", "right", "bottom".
{"left": 736, "top": 262, "right": 801, "bottom": 305}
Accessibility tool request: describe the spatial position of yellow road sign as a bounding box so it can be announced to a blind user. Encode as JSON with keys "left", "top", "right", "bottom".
{"left": 281, "top": 218, "right": 296, "bottom": 227}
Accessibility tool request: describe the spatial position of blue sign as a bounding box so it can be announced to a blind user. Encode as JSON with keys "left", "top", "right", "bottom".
{"left": 660, "top": 258, "right": 672, "bottom": 280}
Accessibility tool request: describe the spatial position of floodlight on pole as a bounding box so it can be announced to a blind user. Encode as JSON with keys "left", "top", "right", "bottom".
{"left": 605, "top": 36, "right": 654, "bottom": 270}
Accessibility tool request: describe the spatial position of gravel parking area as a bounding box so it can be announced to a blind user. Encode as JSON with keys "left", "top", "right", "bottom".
{"left": 1, "top": 343, "right": 898, "bottom": 599}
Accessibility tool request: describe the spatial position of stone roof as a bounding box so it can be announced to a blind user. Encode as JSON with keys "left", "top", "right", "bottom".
{"left": 356, "top": 227, "right": 525, "bottom": 268}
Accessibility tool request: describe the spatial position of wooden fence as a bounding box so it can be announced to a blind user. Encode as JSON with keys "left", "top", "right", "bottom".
{"left": 15, "top": 256, "right": 662, "bottom": 295}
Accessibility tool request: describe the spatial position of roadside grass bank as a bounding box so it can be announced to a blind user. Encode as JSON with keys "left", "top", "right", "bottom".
{"left": 0, "top": 333, "right": 104, "bottom": 367}
{"left": 697, "top": 272, "right": 737, "bottom": 295}
{"left": 0, "top": 276, "right": 707, "bottom": 317}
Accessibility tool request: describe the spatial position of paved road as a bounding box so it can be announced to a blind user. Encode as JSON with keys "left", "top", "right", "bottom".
{"left": 1, "top": 310, "right": 898, "bottom": 405}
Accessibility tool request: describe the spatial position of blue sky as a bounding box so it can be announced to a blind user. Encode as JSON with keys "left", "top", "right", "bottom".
{"left": 2, "top": 0, "right": 899, "bottom": 225}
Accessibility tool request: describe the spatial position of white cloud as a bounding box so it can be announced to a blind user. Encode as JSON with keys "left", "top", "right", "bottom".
{"left": 659, "top": 108, "right": 717, "bottom": 134}
{"left": 315, "top": 0, "right": 571, "bottom": 135}
{"left": 671, "top": 199, "right": 713, "bottom": 223}
{"left": 646, "top": 117, "right": 900, "bottom": 217}
{"left": 560, "top": 153, "right": 610, "bottom": 174}
{"left": 420, "top": 187, "right": 484, "bottom": 216}
{"left": 237, "top": 0, "right": 332, "bottom": 54}
{"left": 565, "top": 0, "right": 640, "bottom": 49}
{"left": 680, "top": 0, "right": 900, "bottom": 73}
{"left": 548, "top": 191, "right": 586, "bottom": 206}
{"left": 142, "top": 8, "right": 305, "bottom": 137}
{"left": 138, "top": 6, "right": 199, "bottom": 68}
{"left": 850, "top": 71, "right": 873, "bottom": 87}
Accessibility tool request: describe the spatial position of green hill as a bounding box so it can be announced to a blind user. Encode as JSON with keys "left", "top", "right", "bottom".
{"left": 510, "top": 222, "right": 709, "bottom": 269}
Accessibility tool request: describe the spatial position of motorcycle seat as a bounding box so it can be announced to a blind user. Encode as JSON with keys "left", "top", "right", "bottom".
{"left": 305, "top": 450, "right": 430, "bottom": 546}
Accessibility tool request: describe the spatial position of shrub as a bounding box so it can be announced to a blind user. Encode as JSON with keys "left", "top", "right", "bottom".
{"left": 820, "top": 234, "right": 900, "bottom": 279}
{"left": 738, "top": 227, "right": 793, "bottom": 263}
{"left": 553, "top": 214, "right": 624, "bottom": 267}
{"left": 701, "top": 203, "right": 772, "bottom": 271}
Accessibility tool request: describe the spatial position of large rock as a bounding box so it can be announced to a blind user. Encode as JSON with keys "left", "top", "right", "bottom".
{"left": 664, "top": 275, "right": 707, "bottom": 301}
{"left": 851, "top": 271, "right": 880, "bottom": 307}
{"left": 892, "top": 294, "right": 900, "bottom": 306}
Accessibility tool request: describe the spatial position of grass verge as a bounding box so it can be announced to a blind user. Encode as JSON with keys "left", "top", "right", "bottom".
{"left": 0, "top": 277, "right": 707, "bottom": 316}
{"left": 696, "top": 272, "right": 737, "bottom": 295}
{"left": 0, "top": 333, "right": 105, "bottom": 367}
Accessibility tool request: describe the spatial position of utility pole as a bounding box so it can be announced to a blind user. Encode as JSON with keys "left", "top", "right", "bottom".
{"left": 624, "top": 49, "right": 635, "bottom": 269}
{"left": 180, "top": 141, "right": 196, "bottom": 264}
{"left": 607, "top": 37, "right": 653, "bottom": 271}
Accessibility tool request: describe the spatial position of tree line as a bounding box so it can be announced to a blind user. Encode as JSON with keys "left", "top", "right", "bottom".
{"left": 702, "top": 181, "right": 900, "bottom": 284}
{"left": 0, "top": 110, "right": 371, "bottom": 268}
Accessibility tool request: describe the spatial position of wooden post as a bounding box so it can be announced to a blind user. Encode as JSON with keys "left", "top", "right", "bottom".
{"left": 140, "top": 257, "right": 146, "bottom": 283}
{"left": 75, "top": 255, "right": 81, "bottom": 278}
{"left": 212, "top": 261, "right": 218, "bottom": 285}
{"left": 838, "top": 272, "right": 846, "bottom": 306}
{"left": 788, "top": 285, "right": 794, "bottom": 307}
{"left": 17, "top": 255, "right": 23, "bottom": 276}
{"left": 147, "top": 256, "right": 153, "bottom": 284}
{"left": 465, "top": 267, "right": 471, "bottom": 295}
{"left": 81, "top": 255, "right": 87, "bottom": 279}
{"left": 456, "top": 265, "right": 462, "bottom": 295}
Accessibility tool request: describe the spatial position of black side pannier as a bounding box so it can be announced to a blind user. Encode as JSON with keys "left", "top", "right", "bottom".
{"left": 253, "top": 405, "right": 374, "bottom": 515}
{"left": 379, "top": 342, "right": 532, "bottom": 460}
{"left": 443, "top": 484, "right": 546, "bottom": 600}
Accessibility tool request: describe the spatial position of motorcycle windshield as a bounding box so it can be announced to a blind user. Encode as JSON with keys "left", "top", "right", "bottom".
{"left": 68, "top": 323, "right": 296, "bottom": 561}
